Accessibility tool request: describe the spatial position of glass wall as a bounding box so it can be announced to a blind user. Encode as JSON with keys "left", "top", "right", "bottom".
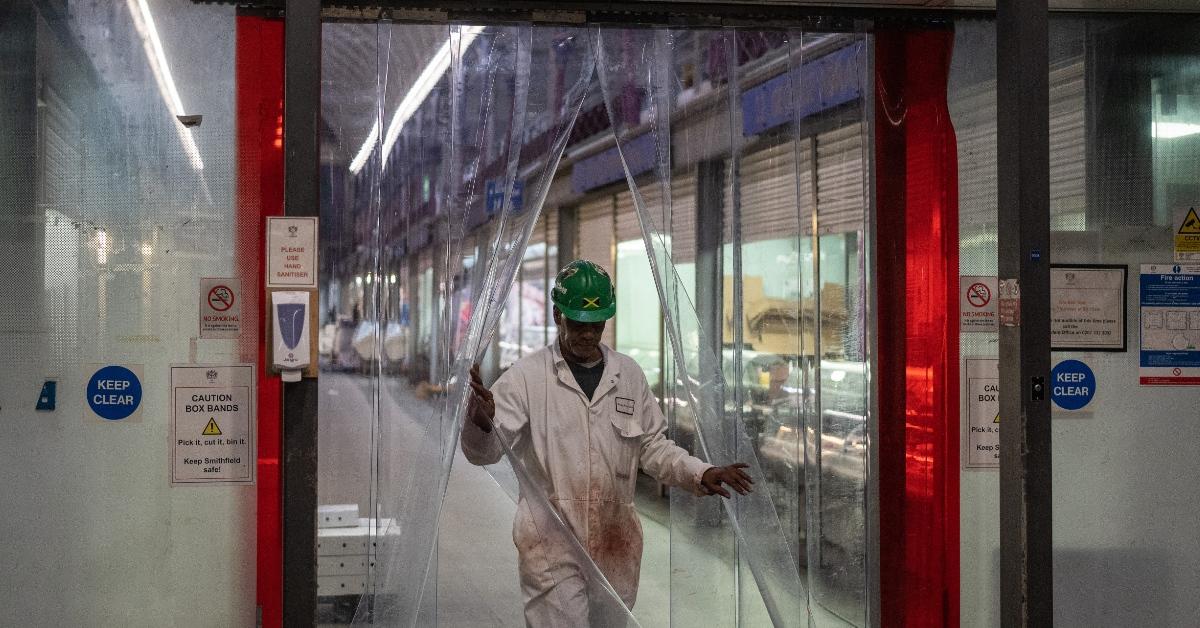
{"left": 953, "top": 14, "right": 1200, "bottom": 627}
{"left": 0, "top": 2, "right": 253, "bottom": 625}
{"left": 1047, "top": 15, "right": 1200, "bottom": 626}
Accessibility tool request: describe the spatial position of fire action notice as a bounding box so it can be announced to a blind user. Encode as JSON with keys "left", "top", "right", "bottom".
{"left": 170, "top": 364, "right": 256, "bottom": 485}
{"left": 1140, "top": 264, "right": 1200, "bottom": 385}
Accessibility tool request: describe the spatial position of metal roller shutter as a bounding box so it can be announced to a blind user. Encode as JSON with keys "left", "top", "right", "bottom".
{"left": 670, "top": 170, "right": 698, "bottom": 263}
{"left": 953, "top": 59, "right": 1086, "bottom": 234}
{"left": 576, "top": 195, "right": 615, "bottom": 346}
{"left": 734, "top": 139, "right": 814, "bottom": 243}
{"left": 577, "top": 195, "right": 614, "bottom": 273}
{"left": 1048, "top": 60, "right": 1086, "bottom": 229}
{"left": 815, "top": 122, "right": 868, "bottom": 235}
{"left": 544, "top": 207, "right": 558, "bottom": 263}
{"left": 613, "top": 173, "right": 697, "bottom": 262}
{"left": 525, "top": 211, "right": 546, "bottom": 249}
{"left": 615, "top": 185, "right": 651, "bottom": 243}
{"left": 953, "top": 76, "right": 998, "bottom": 237}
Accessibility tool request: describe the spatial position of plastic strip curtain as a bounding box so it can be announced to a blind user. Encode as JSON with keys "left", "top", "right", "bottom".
{"left": 594, "top": 27, "right": 843, "bottom": 627}
{"left": 349, "top": 24, "right": 639, "bottom": 626}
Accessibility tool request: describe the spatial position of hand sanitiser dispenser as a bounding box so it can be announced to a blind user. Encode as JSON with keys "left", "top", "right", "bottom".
{"left": 272, "top": 291, "right": 310, "bottom": 381}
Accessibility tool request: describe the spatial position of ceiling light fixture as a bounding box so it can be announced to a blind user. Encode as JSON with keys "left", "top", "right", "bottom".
{"left": 127, "top": 0, "right": 204, "bottom": 170}
{"left": 348, "top": 26, "right": 485, "bottom": 174}
{"left": 1152, "top": 121, "right": 1200, "bottom": 139}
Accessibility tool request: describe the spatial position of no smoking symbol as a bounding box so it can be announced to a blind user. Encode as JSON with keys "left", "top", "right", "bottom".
{"left": 208, "top": 285, "right": 235, "bottom": 312}
{"left": 967, "top": 282, "right": 991, "bottom": 308}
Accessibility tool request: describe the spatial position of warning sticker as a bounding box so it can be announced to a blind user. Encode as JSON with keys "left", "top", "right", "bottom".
{"left": 199, "top": 278, "right": 241, "bottom": 339}
{"left": 964, "top": 358, "right": 1000, "bottom": 470}
{"left": 1175, "top": 207, "right": 1200, "bottom": 262}
{"left": 170, "top": 364, "right": 256, "bottom": 485}
{"left": 960, "top": 276, "right": 998, "bottom": 332}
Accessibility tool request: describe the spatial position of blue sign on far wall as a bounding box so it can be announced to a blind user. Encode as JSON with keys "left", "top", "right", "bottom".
{"left": 1051, "top": 360, "right": 1096, "bottom": 411}
{"left": 86, "top": 365, "right": 142, "bottom": 421}
{"left": 485, "top": 180, "right": 524, "bottom": 216}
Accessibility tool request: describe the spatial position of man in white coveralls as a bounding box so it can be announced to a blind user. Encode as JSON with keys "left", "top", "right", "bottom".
{"left": 462, "top": 259, "right": 754, "bottom": 627}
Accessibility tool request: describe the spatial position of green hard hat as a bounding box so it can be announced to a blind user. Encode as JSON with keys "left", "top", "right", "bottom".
{"left": 551, "top": 260, "right": 616, "bottom": 322}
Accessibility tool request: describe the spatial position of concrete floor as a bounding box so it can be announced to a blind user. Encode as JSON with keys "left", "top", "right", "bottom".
{"left": 316, "top": 369, "right": 861, "bottom": 627}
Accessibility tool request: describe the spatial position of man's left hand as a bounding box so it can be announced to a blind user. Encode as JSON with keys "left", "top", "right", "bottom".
{"left": 701, "top": 463, "right": 754, "bottom": 498}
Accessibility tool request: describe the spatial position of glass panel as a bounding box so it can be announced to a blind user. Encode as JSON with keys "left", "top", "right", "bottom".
{"left": 949, "top": 19, "right": 1002, "bottom": 628}
{"left": 0, "top": 2, "right": 251, "bottom": 625}
{"left": 1048, "top": 15, "right": 1200, "bottom": 626}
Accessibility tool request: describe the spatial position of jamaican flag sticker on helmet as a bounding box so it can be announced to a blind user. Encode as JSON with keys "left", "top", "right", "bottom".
{"left": 552, "top": 260, "right": 616, "bottom": 322}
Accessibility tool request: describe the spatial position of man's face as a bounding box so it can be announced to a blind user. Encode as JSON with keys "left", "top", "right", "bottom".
{"left": 554, "top": 308, "right": 606, "bottom": 362}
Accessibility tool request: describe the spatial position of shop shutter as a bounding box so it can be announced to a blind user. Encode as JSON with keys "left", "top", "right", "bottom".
{"left": 613, "top": 173, "right": 697, "bottom": 263}
{"left": 525, "top": 211, "right": 546, "bottom": 250}
{"left": 953, "top": 59, "right": 1086, "bottom": 233}
{"left": 815, "top": 122, "right": 868, "bottom": 235}
{"left": 735, "top": 139, "right": 814, "bottom": 243}
{"left": 543, "top": 206, "right": 558, "bottom": 264}
{"left": 615, "top": 185, "right": 651, "bottom": 244}
{"left": 1048, "top": 60, "right": 1086, "bottom": 229}
{"left": 577, "top": 195, "right": 614, "bottom": 273}
{"left": 668, "top": 170, "right": 698, "bottom": 263}
{"left": 576, "top": 195, "right": 616, "bottom": 347}
{"left": 953, "top": 75, "right": 997, "bottom": 236}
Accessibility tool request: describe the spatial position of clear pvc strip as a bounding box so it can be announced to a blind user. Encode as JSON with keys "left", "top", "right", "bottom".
{"left": 350, "top": 24, "right": 640, "bottom": 626}
{"left": 593, "top": 27, "right": 810, "bottom": 627}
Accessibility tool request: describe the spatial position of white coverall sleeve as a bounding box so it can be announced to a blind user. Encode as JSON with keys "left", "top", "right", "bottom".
{"left": 461, "top": 367, "right": 529, "bottom": 466}
{"left": 635, "top": 371, "right": 713, "bottom": 496}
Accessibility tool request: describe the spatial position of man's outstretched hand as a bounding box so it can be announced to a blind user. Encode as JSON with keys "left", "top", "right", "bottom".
{"left": 467, "top": 363, "right": 495, "bottom": 432}
{"left": 701, "top": 463, "right": 754, "bottom": 498}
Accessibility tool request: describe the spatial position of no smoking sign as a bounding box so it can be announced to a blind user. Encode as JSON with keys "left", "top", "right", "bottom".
{"left": 960, "top": 276, "right": 999, "bottom": 332}
{"left": 208, "top": 285, "right": 235, "bottom": 312}
{"left": 200, "top": 277, "right": 242, "bottom": 339}
{"left": 967, "top": 282, "right": 991, "bottom": 308}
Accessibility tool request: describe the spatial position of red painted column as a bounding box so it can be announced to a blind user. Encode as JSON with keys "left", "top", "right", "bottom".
{"left": 236, "top": 14, "right": 285, "bottom": 628}
{"left": 875, "top": 28, "right": 960, "bottom": 627}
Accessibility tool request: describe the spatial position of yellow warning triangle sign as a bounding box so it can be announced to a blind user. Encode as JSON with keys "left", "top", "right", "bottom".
{"left": 202, "top": 418, "right": 222, "bottom": 436}
{"left": 1179, "top": 208, "right": 1200, "bottom": 234}
{"left": 994, "top": 413, "right": 1000, "bottom": 424}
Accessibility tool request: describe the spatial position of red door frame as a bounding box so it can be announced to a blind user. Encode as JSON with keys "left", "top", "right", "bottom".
{"left": 874, "top": 28, "right": 961, "bottom": 628}
{"left": 234, "top": 15, "right": 961, "bottom": 628}
{"left": 236, "top": 13, "right": 285, "bottom": 628}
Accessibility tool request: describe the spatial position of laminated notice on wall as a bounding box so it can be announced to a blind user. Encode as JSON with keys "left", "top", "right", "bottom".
{"left": 960, "top": 276, "right": 998, "bottom": 332}
{"left": 267, "top": 217, "right": 318, "bottom": 289}
{"left": 170, "top": 364, "right": 255, "bottom": 485}
{"left": 964, "top": 358, "right": 1000, "bottom": 469}
{"left": 1140, "top": 264, "right": 1200, "bottom": 385}
{"left": 199, "top": 278, "right": 241, "bottom": 339}
{"left": 999, "top": 279, "right": 1021, "bottom": 327}
{"left": 1050, "top": 265, "right": 1126, "bottom": 351}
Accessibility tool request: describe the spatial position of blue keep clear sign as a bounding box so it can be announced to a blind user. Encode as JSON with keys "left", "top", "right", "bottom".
{"left": 85, "top": 364, "right": 144, "bottom": 423}
{"left": 1051, "top": 360, "right": 1096, "bottom": 411}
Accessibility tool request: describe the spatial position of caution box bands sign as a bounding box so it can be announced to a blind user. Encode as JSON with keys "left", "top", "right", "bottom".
{"left": 964, "top": 358, "right": 1000, "bottom": 469}
{"left": 170, "top": 364, "right": 256, "bottom": 485}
